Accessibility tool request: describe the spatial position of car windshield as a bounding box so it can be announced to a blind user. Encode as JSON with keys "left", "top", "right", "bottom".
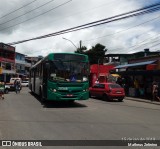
{"left": 109, "top": 84, "right": 122, "bottom": 88}
{"left": 49, "top": 60, "right": 89, "bottom": 82}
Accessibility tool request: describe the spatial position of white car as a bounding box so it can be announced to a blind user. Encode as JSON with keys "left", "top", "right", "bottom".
{"left": 10, "top": 78, "right": 22, "bottom": 84}
{"left": 21, "top": 80, "right": 29, "bottom": 87}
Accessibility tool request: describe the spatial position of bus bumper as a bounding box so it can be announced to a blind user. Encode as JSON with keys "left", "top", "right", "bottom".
{"left": 47, "top": 91, "right": 89, "bottom": 101}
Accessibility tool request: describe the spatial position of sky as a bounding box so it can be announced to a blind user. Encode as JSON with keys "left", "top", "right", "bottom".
{"left": 0, "top": 0, "right": 160, "bottom": 57}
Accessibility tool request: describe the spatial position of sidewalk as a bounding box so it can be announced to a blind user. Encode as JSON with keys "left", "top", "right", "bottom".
{"left": 125, "top": 96, "right": 160, "bottom": 105}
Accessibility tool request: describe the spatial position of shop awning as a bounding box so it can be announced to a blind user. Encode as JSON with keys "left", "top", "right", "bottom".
{"left": 111, "top": 74, "right": 120, "bottom": 77}
{"left": 114, "top": 60, "right": 156, "bottom": 69}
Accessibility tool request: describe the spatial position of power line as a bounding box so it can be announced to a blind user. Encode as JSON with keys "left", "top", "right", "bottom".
{"left": 0, "top": 0, "right": 56, "bottom": 26}
{"left": 109, "top": 35, "right": 160, "bottom": 54}
{"left": 110, "top": 31, "right": 160, "bottom": 54}
{"left": 129, "top": 41, "right": 160, "bottom": 53}
{"left": 83, "top": 14, "right": 160, "bottom": 43}
{"left": 48, "top": 0, "right": 118, "bottom": 25}
{"left": 119, "top": 31, "right": 160, "bottom": 53}
{"left": 150, "top": 41, "right": 160, "bottom": 49}
{"left": 0, "top": 0, "right": 72, "bottom": 32}
{"left": 129, "top": 36, "right": 160, "bottom": 52}
{"left": 7, "top": 2, "right": 160, "bottom": 45}
{"left": 0, "top": 0, "right": 38, "bottom": 19}
{"left": 3, "top": 1, "right": 160, "bottom": 33}
{"left": 8, "top": 4, "right": 160, "bottom": 45}
{"left": 89, "top": 14, "right": 160, "bottom": 54}
{"left": 81, "top": 15, "right": 160, "bottom": 53}
{"left": 0, "top": 0, "right": 124, "bottom": 28}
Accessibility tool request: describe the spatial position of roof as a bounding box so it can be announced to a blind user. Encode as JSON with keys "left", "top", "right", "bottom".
{"left": 114, "top": 60, "right": 156, "bottom": 69}
{"left": 105, "top": 54, "right": 132, "bottom": 57}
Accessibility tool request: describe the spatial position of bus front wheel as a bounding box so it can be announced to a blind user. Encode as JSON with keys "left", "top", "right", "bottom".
{"left": 68, "top": 100, "right": 75, "bottom": 103}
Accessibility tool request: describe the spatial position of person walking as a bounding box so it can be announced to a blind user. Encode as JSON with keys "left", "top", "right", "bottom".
{"left": 116, "top": 76, "right": 122, "bottom": 86}
{"left": 95, "top": 79, "right": 99, "bottom": 84}
{"left": 14, "top": 80, "right": 21, "bottom": 94}
{"left": 0, "top": 82, "right": 5, "bottom": 99}
{"left": 134, "top": 78, "right": 139, "bottom": 97}
{"left": 152, "top": 81, "right": 160, "bottom": 101}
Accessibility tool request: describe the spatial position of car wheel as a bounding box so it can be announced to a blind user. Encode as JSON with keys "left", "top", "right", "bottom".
{"left": 5, "top": 89, "right": 9, "bottom": 94}
{"left": 102, "top": 94, "right": 107, "bottom": 101}
{"left": 118, "top": 98, "right": 124, "bottom": 102}
{"left": 89, "top": 93, "right": 91, "bottom": 98}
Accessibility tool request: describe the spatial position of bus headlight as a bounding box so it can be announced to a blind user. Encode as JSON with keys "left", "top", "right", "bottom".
{"left": 50, "top": 89, "right": 57, "bottom": 92}
{"left": 83, "top": 76, "right": 88, "bottom": 82}
{"left": 83, "top": 89, "right": 88, "bottom": 92}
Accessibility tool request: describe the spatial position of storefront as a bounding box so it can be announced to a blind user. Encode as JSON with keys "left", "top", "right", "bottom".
{"left": 90, "top": 64, "right": 115, "bottom": 86}
{"left": 114, "top": 60, "right": 160, "bottom": 99}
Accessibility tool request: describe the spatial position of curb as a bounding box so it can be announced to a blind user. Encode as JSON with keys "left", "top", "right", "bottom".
{"left": 125, "top": 97, "right": 160, "bottom": 105}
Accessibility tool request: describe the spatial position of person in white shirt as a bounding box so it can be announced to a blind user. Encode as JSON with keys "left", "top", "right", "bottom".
{"left": 95, "top": 79, "right": 99, "bottom": 84}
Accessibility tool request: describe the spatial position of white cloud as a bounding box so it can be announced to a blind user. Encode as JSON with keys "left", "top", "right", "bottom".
{"left": 0, "top": 0, "right": 160, "bottom": 56}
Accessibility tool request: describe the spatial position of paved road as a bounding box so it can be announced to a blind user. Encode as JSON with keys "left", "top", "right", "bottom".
{"left": 0, "top": 88, "right": 160, "bottom": 148}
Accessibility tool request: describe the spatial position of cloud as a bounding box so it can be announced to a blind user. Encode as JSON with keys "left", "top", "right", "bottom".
{"left": 0, "top": 0, "right": 160, "bottom": 56}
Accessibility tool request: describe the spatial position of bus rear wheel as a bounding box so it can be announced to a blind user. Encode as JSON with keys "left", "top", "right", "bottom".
{"left": 40, "top": 90, "right": 45, "bottom": 102}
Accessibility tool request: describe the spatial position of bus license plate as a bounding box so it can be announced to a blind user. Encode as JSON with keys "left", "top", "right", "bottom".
{"left": 58, "top": 87, "right": 68, "bottom": 90}
{"left": 67, "top": 94, "right": 73, "bottom": 97}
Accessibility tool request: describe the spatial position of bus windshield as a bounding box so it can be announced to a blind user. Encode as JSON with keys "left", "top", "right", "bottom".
{"left": 49, "top": 60, "right": 89, "bottom": 82}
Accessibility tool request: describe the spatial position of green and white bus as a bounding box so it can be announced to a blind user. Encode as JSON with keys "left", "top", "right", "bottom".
{"left": 29, "top": 53, "right": 89, "bottom": 102}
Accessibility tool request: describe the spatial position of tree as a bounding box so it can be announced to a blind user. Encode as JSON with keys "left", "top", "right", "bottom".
{"left": 75, "top": 46, "right": 87, "bottom": 54}
{"left": 75, "top": 43, "right": 107, "bottom": 64}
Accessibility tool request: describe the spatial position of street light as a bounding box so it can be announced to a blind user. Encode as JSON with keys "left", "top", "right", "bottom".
{"left": 62, "top": 37, "right": 78, "bottom": 49}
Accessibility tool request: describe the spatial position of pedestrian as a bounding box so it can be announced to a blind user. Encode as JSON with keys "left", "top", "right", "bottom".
{"left": 14, "top": 80, "right": 21, "bottom": 94}
{"left": 152, "top": 81, "right": 160, "bottom": 101}
{"left": 134, "top": 78, "right": 139, "bottom": 97}
{"left": 116, "top": 76, "right": 122, "bottom": 86}
{"left": 0, "top": 82, "right": 5, "bottom": 99}
{"left": 95, "top": 79, "right": 99, "bottom": 84}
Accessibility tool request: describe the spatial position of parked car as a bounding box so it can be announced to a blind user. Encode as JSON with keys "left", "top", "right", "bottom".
{"left": 89, "top": 83, "right": 125, "bottom": 102}
{"left": 10, "top": 78, "right": 22, "bottom": 84}
{"left": 4, "top": 84, "right": 15, "bottom": 94}
{"left": 21, "top": 80, "right": 29, "bottom": 87}
{"left": 4, "top": 79, "right": 22, "bottom": 93}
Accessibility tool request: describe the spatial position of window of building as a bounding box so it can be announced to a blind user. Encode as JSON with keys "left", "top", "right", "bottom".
{"left": 6, "top": 63, "right": 11, "bottom": 70}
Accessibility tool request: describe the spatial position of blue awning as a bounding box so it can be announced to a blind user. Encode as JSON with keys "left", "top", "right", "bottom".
{"left": 115, "top": 60, "right": 156, "bottom": 69}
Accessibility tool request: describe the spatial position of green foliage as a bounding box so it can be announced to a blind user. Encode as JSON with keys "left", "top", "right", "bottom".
{"left": 75, "top": 43, "right": 107, "bottom": 64}
{"left": 75, "top": 46, "right": 87, "bottom": 54}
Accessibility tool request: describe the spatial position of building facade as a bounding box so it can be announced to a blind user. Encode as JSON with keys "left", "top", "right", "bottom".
{"left": 0, "top": 43, "right": 43, "bottom": 82}
{"left": 15, "top": 52, "right": 26, "bottom": 79}
{"left": 0, "top": 43, "right": 15, "bottom": 82}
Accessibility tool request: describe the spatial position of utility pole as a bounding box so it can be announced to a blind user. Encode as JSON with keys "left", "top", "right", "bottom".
{"left": 79, "top": 40, "right": 82, "bottom": 52}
